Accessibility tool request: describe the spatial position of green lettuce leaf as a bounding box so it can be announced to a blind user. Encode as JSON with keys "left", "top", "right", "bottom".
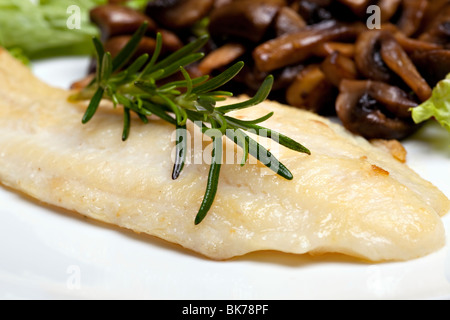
{"left": 0, "top": 0, "right": 106, "bottom": 60}
{"left": 412, "top": 74, "right": 450, "bottom": 133}
{"left": 124, "top": 0, "right": 149, "bottom": 11}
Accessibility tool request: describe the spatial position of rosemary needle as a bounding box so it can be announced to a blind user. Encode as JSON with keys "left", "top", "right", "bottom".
{"left": 172, "top": 124, "right": 187, "bottom": 180}
{"left": 72, "top": 23, "right": 311, "bottom": 225}
{"left": 195, "top": 128, "right": 223, "bottom": 225}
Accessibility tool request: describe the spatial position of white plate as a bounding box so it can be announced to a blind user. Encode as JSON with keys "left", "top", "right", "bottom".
{"left": 0, "top": 57, "right": 449, "bottom": 300}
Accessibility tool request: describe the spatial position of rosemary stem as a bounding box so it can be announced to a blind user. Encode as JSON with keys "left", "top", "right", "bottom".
{"left": 75, "top": 23, "right": 310, "bottom": 225}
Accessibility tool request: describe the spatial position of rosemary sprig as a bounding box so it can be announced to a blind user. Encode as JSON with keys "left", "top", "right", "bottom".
{"left": 71, "top": 23, "right": 311, "bottom": 225}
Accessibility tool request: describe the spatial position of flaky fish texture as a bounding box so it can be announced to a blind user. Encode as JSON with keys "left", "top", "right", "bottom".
{"left": 0, "top": 48, "right": 448, "bottom": 261}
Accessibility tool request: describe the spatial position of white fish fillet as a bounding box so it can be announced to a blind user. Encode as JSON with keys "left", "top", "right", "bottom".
{"left": 0, "top": 48, "right": 448, "bottom": 262}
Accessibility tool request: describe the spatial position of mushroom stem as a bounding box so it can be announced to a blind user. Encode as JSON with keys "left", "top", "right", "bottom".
{"left": 145, "top": 0, "right": 214, "bottom": 29}
{"left": 90, "top": 4, "right": 156, "bottom": 40}
{"left": 253, "top": 21, "right": 363, "bottom": 72}
{"left": 396, "top": 0, "right": 428, "bottom": 36}
{"left": 320, "top": 51, "right": 358, "bottom": 87}
{"left": 380, "top": 33, "right": 432, "bottom": 101}
{"left": 378, "top": 0, "right": 402, "bottom": 22}
{"left": 286, "top": 64, "right": 336, "bottom": 113}
{"left": 208, "top": 0, "right": 286, "bottom": 43}
{"left": 197, "top": 43, "right": 246, "bottom": 75}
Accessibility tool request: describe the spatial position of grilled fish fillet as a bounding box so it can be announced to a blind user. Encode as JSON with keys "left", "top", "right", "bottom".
{"left": 0, "top": 48, "right": 448, "bottom": 261}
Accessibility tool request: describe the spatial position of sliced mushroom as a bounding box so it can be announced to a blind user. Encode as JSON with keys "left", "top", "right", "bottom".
{"left": 320, "top": 51, "right": 358, "bottom": 87}
{"left": 145, "top": 0, "right": 214, "bottom": 29}
{"left": 336, "top": 80, "right": 419, "bottom": 140}
{"left": 296, "top": 0, "right": 334, "bottom": 25}
{"left": 418, "top": 3, "right": 450, "bottom": 48}
{"left": 232, "top": 62, "right": 305, "bottom": 94}
{"left": 393, "top": 33, "right": 443, "bottom": 54}
{"left": 253, "top": 20, "right": 363, "bottom": 72}
{"left": 313, "top": 42, "right": 355, "bottom": 58}
{"left": 274, "top": 6, "right": 307, "bottom": 36}
{"left": 419, "top": 0, "right": 450, "bottom": 32}
{"left": 379, "top": 33, "right": 432, "bottom": 101}
{"left": 395, "top": 0, "right": 428, "bottom": 37}
{"left": 366, "top": 81, "right": 419, "bottom": 119}
{"left": 208, "top": 0, "right": 286, "bottom": 43}
{"left": 355, "top": 29, "right": 433, "bottom": 101}
{"left": 337, "top": 0, "right": 372, "bottom": 17}
{"left": 354, "top": 30, "right": 393, "bottom": 82}
{"left": 272, "top": 64, "right": 306, "bottom": 91}
{"left": 104, "top": 36, "right": 159, "bottom": 61}
{"left": 410, "top": 49, "right": 450, "bottom": 87}
{"left": 286, "top": 64, "right": 336, "bottom": 114}
{"left": 213, "top": 0, "right": 233, "bottom": 8}
{"left": 197, "top": 43, "right": 246, "bottom": 75}
{"left": 378, "top": 0, "right": 402, "bottom": 22}
{"left": 155, "top": 29, "right": 184, "bottom": 52}
{"left": 90, "top": 4, "right": 156, "bottom": 40}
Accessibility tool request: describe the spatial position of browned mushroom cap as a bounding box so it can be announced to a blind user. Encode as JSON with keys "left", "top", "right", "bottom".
{"left": 410, "top": 49, "right": 450, "bottom": 87}
{"left": 366, "top": 81, "right": 419, "bottom": 119}
{"left": 213, "top": 0, "right": 233, "bottom": 8}
{"left": 274, "top": 6, "right": 307, "bottom": 36}
{"left": 197, "top": 43, "right": 246, "bottom": 75}
{"left": 395, "top": 0, "right": 428, "bottom": 37}
{"left": 90, "top": 4, "right": 156, "bottom": 40}
{"left": 236, "top": 63, "right": 306, "bottom": 94}
{"left": 355, "top": 29, "right": 433, "bottom": 101}
{"left": 419, "top": 0, "right": 450, "bottom": 31}
{"left": 286, "top": 64, "right": 336, "bottom": 114}
{"left": 145, "top": 0, "right": 214, "bottom": 29}
{"left": 253, "top": 20, "right": 363, "bottom": 72}
{"left": 295, "top": 0, "right": 334, "bottom": 25}
{"left": 337, "top": 0, "right": 372, "bottom": 17}
{"left": 378, "top": 0, "right": 401, "bottom": 22}
{"left": 155, "top": 29, "right": 184, "bottom": 52}
{"left": 336, "top": 80, "right": 419, "bottom": 140}
{"left": 354, "top": 30, "right": 393, "bottom": 82}
{"left": 418, "top": 3, "right": 450, "bottom": 48}
{"left": 104, "top": 36, "right": 159, "bottom": 60}
{"left": 102, "top": 30, "right": 184, "bottom": 64}
{"left": 313, "top": 42, "right": 355, "bottom": 58}
{"left": 208, "top": 0, "right": 286, "bottom": 43}
{"left": 320, "top": 51, "right": 358, "bottom": 87}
